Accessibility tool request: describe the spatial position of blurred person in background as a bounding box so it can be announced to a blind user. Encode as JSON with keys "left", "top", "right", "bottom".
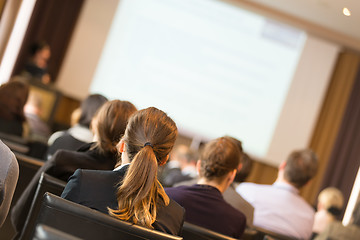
{"left": 0, "top": 80, "right": 29, "bottom": 137}
{"left": 46, "top": 93, "right": 108, "bottom": 159}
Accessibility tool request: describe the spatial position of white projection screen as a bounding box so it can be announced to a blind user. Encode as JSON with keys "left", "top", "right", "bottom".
{"left": 89, "top": 0, "right": 339, "bottom": 166}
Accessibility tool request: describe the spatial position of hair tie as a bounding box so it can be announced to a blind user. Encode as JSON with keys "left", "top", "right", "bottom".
{"left": 144, "top": 142, "right": 153, "bottom": 148}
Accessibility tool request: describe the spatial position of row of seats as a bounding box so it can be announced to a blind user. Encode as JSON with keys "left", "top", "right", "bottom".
{"left": 22, "top": 172, "right": 295, "bottom": 240}
{"left": 1, "top": 135, "right": 295, "bottom": 240}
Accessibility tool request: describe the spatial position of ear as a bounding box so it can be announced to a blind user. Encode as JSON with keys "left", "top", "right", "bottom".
{"left": 229, "top": 169, "right": 237, "bottom": 184}
{"left": 237, "top": 163, "right": 243, "bottom": 172}
{"left": 196, "top": 160, "right": 201, "bottom": 175}
{"left": 118, "top": 139, "right": 126, "bottom": 153}
{"left": 279, "top": 161, "right": 286, "bottom": 170}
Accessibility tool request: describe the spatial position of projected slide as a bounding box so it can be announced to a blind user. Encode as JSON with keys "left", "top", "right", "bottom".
{"left": 90, "top": 0, "right": 306, "bottom": 159}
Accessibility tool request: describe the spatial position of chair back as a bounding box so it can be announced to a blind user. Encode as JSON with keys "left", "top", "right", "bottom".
{"left": 0, "top": 140, "right": 19, "bottom": 227}
{"left": 33, "top": 224, "right": 81, "bottom": 240}
{"left": 32, "top": 192, "right": 182, "bottom": 240}
{"left": 20, "top": 173, "right": 66, "bottom": 239}
{"left": 251, "top": 227, "right": 298, "bottom": 240}
{"left": 182, "top": 221, "right": 238, "bottom": 240}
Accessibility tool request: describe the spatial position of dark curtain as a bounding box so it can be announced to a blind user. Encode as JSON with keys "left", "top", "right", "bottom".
{"left": 320, "top": 62, "right": 360, "bottom": 216}
{"left": 12, "top": 0, "right": 84, "bottom": 82}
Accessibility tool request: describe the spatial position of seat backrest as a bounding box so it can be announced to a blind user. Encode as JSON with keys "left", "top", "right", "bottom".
{"left": 20, "top": 173, "right": 66, "bottom": 239}
{"left": 251, "top": 227, "right": 298, "bottom": 240}
{"left": 33, "top": 224, "right": 81, "bottom": 240}
{"left": 32, "top": 192, "right": 182, "bottom": 240}
{"left": 0, "top": 140, "right": 19, "bottom": 228}
{"left": 182, "top": 222, "right": 238, "bottom": 240}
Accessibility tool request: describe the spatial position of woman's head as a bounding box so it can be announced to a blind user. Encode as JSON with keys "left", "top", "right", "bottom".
{"left": 78, "top": 94, "right": 108, "bottom": 128}
{"left": 317, "top": 187, "right": 344, "bottom": 215}
{"left": 123, "top": 107, "right": 178, "bottom": 164}
{"left": 0, "top": 80, "right": 29, "bottom": 121}
{"left": 109, "top": 107, "right": 177, "bottom": 228}
{"left": 92, "top": 100, "right": 137, "bottom": 156}
{"left": 199, "top": 136, "right": 242, "bottom": 183}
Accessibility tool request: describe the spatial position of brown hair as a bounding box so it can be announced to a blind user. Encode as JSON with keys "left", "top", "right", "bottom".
{"left": 0, "top": 80, "right": 29, "bottom": 121}
{"left": 199, "top": 136, "right": 241, "bottom": 183}
{"left": 78, "top": 94, "right": 108, "bottom": 128}
{"left": 108, "top": 107, "right": 178, "bottom": 228}
{"left": 93, "top": 100, "right": 137, "bottom": 156}
{"left": 234, "top": 153, "right": 253, "bottom": 183}
{"left": 284, "top": 149, "right": 318, "bottom": 188}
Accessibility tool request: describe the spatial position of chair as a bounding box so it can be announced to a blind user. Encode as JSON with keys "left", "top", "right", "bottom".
{"left": 0, "top": 140, "right": 19, "bottom": 228}
{"left": 33, "top": 224, "right": 81, "bottom": 240}
{"left": 250, "top": 227, "right": 298, "bottom": 240}
{"left": 182, "top": 221, "right": 238, "bottom": 240}
{"left": 31, "top": 192, "right": 182, "bottom": 240}
{"left": 19, "top": 173, "right": 66, "bottom": 239}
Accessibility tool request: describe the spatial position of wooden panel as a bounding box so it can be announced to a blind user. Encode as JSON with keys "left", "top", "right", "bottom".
{"left": 301, "top": 51, "right": 360, "bottom": 204}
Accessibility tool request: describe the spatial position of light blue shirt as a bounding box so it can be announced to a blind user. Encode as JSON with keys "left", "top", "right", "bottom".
{"left": 236, "top": 181, "right": 314, "bottom": 239}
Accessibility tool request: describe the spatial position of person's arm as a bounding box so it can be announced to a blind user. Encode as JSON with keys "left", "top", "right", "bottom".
{"left": 61, "top": 169, "right": 83, "bottom": 203}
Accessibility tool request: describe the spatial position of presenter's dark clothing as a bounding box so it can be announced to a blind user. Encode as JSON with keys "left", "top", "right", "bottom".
{"left": 165, "top": 184, "right": 246, "bottom": 238}
{"left": 61, "top": 166, "right": 185, "bottom": 236}
{"left": 11, "top": 143, "right": 117, "bottom": 238}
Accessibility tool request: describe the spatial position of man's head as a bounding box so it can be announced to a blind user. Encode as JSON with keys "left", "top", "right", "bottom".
{"left": 281, "top": 149, "right": 318, "bottom": 189}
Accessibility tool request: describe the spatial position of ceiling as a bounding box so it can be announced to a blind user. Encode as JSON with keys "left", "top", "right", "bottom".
{"left": 230, "top": 0, "right": 360, "bottom": 51}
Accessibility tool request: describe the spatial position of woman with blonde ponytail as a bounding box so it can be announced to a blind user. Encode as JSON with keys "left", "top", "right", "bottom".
{"left": 62, "top": 107, "right": 185, "bottom": 235}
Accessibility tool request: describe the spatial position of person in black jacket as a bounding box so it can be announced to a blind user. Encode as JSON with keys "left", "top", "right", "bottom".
{"left": 61, "top": 107, "right": 185, "bottom": 236}
{"left": 11, "top": 100, "right": 137, "bottom": 238}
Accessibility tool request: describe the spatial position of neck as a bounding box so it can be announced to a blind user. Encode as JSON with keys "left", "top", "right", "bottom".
{"left": 275, "top": 174, "right": 298, "bottom": 189}
{"left": 197, "top": 177, "right": 228, "bottom": 193}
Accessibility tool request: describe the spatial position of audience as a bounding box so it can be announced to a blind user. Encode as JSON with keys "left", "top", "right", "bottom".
{"left": 0, "top": 140, "right": 19, "bottom": 228}
{"left": 0, "top": 80, "right": 29, "bottom": 137}
{"left": 62, "top": 107, "right": 184, "bottom": 235}
{"left": 46, "top": 93, "right": 108, "bottom": 159}
{"left": 160, "top": 144, "right": 198, "bottom": 187}
{"left": 165, "top": 136, "right": 246, "bottom": 238}
{"left": 312, "top": 187, "right": 344, "bottom": 238}
{"left": 236, "top": 149, "right": 318, "bottom": 239}
{"left": 11, "top": 100, "right": 137, "bottom": 238}
{"left": 315, "top": 201, "right": 360, "bottom": 240}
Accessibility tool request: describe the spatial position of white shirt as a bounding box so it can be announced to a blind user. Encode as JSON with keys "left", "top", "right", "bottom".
{"left": 236, "top": 182, "right": 315, "bottom": 239}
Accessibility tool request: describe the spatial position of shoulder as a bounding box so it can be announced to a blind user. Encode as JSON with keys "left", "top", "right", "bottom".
{"left": 165, "top": 185, "right": 193, "bottom": 198}
{"left": 236, "top": 182, "right": 267, "bottom": 194}
{"left": 47, "top": 130, "right": 66, "bottom": 145}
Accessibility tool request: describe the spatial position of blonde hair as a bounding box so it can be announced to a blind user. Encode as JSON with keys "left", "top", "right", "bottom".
{"left": 318, "top": 187, "right": 344, "bottom": 210}
{"left": 108, "top": 107, "right": 178, "bottom": 228}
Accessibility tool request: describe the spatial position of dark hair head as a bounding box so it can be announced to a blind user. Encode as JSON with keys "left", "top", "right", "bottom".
{"left": 234, "top": 153, "right": 253, "bottom": 183}
{"left": 93, "top": 100, "right": 137, "bottom": 156}
{"left": 29, "top": 41, "right": 50, "bottom": 56}
{"left": 0, "top": 80, "right": 29, "bottom": 121}
{"left": 109, "top": 107, "right": 178, "bottom": 228}
{"left": 199, "top": 136, "right": 242, "bottom": 182}
{"left": 78, "top": 94, "right": 108, "bottom": 127}
{"left": 284, "top": 149, "right": 318, "bottom": 188}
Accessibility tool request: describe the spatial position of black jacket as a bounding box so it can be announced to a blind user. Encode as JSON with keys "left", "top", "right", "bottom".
{"left": 62, "top": 165, "right": 185, "bottom": 236}
{"left": 11, "top": 143, "right": 118, "bottom": 238}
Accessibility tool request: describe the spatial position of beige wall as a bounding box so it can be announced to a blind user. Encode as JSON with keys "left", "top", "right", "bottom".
{"left": 0, "top": 0, "right": 22, "bottom": 63}
{"left": 55, "top": 0, "right": 119, "bottom": 100}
